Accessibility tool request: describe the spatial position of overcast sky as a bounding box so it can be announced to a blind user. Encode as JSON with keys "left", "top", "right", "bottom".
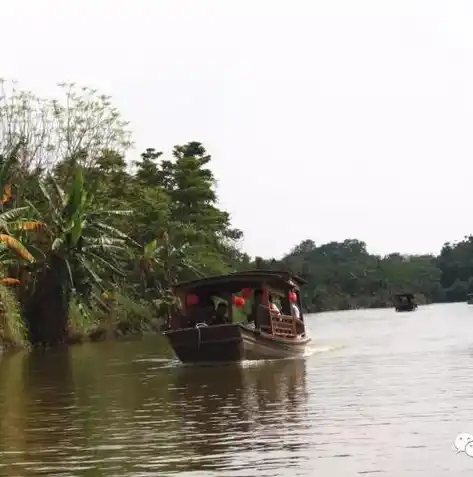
{"left": 2, "top": 0, "right": 473, "bottom": 258}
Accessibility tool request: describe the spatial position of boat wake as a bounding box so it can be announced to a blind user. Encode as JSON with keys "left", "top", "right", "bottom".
{"left": 303, "top": 344, "right": 342, "bottom": 357}
{"left": 133, "top": 358, "right": 170, "bottom": 363}
{"left": 133, "top": 358, "right": 181, "bottom": 369}
{"left": 239, "top": 344, "right": 342, "bottom": 366}
{"left": 133, "top": 344, "right": 343, "bottom": 369}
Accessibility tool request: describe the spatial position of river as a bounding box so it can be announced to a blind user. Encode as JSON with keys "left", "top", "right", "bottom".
{"left": 1, "top": 303, "right": 473, "bottom": 476}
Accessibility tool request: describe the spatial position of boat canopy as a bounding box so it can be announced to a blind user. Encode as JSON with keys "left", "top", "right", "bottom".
{"left": 173, "top": 270, "right": 307, "bottom": 295}
{"left": 393, "top": 292, "right": 415, "bottom": 299}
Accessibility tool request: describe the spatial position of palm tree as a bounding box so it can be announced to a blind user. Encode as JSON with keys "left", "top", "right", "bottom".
{"left": 24, "top": 167, "right": 136, "bottom": 346}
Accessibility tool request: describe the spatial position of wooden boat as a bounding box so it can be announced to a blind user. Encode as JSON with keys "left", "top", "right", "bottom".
{"left": 392, "top": 292, "right": 418, "bottom": 312}
{"left": 162, "top": 270, "right": 311, "bottom": 363}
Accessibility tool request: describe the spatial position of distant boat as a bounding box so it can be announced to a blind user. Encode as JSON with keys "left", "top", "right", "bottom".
{"left": 392, "top": 292, "right": 418, "bottom": 312}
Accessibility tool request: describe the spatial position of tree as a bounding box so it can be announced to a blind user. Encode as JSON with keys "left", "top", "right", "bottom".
{"left": 269, "top": 239, "right": 444, "bottom": 311}
{"left": 165, "top": 142, "right": 242, "bottom": 242}
{"left": 437, "top": 236, "right": 473, "bottom": 302}
{"left": 0, "top": 80, "right": 132, "bottom": 174}
{"left": 133, "top": 142, "right": 244, "bottom": 270}
{"left": 23, "top": 168, "right": 136, "bottom": 346}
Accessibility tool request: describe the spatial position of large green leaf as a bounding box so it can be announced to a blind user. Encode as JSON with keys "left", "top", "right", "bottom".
{"left": 0, "top": 206, "right": 31, "bottom": 223}
{"left": 87, "top": 210, "right": 134, "bottom": 218}
{"left": 65, "top": 169, "right": 84, "bottom": 212}
{"left": 49, "top": 176, "right": 67, "bottom": 209}
{"left": 83, "top": 250, "right": 126, "bottom": 277}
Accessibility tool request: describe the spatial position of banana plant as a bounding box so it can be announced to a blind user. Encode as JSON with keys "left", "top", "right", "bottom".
{"left": 0, "top": 234, "right": 35, "bottom": 287}
{"left": 24, "top": 167, "right": 137, "bottom": 346}
{"left": 0, "top": 177, "right": 42, "bottom": 288}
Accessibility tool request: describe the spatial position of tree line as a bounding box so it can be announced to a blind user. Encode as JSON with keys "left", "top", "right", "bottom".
{"left": 256, "top": 237, "right": 473, "bottom": 312}
{"left": 0, "top": 80, "right": 470, "bottom": 350}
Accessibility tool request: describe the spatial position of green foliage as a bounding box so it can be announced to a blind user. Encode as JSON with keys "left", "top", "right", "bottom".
{"left": 0, "top": 80, "right": 246, "bottom": 346}
{"left": 68, "top": 295, "right": 95, "bottom": 335}
{"left": 436, "top": 236, "right": 473, "bottom": 302}
{"left": 254, "top": 238, "right": 450, "bottom": 311}
{"left": 0, "top": 284, "right": 26, "bottom": 348}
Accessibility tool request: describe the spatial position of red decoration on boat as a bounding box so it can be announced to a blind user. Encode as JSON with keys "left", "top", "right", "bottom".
{"left": 186, "top": 294, "right": 199, "bottom": 306}
{"left": 241, "top": 287, "right": 252, "bottom": 298}
{"left": 232, "top": 296, "right": 246, "bottom": 308}
{"left": 288, "top": 292, "right": 298, "bottom": 302}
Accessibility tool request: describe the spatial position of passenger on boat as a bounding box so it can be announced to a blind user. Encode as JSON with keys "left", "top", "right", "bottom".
{"left": 290, "top": 296, "right": 301, "bottom": 319}
{"left": 269, "top": 294, "right": 281, "bottom": 314}
{"left": 189, "top": 296, "right": 214, "bottom": 326}
{"left": 211, "top": 302, "right": 229, "bottom": 325}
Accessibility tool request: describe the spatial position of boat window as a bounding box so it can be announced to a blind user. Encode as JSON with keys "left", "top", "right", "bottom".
{"left": 181, "top": 293, "right": 232, "bottom": 326}
{"left": 279, "top": 294, "right": 291, "bottom": 315}
{"left": 231, "top": 293, "right": 248, "bottom": 323}
{"left": 245, "top": 289, "right": 262, "bottom": 325}
{"left": 187, "top": 294, "right": 214, "bottom": 323}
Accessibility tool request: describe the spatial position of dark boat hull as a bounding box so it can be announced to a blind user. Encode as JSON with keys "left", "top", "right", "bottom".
{"left": 395, "top": 304, "right": 418, "bottom": 312}
{"left": 163, "top": 323, "right": 310, "bottom": 363}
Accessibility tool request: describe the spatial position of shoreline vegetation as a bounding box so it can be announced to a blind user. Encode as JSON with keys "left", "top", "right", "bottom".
{"left": 0, "top": 80, "right": 471, "bottom": 353}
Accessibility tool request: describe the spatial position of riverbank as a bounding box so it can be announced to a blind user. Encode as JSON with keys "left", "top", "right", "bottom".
{"left": 66, "top": 316, "right": 164, "bottom": 345}
{"left": 0, "top": 313, "right": 165, "bottom": 356}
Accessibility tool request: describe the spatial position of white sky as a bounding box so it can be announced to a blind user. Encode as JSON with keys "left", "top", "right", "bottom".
{"left": 2, "top": 0, "right": 473, "bottom": 259}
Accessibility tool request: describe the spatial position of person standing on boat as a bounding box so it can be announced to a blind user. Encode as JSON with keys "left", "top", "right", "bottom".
{"left": 290, "top": 297, "right": 301, "bottom": 319}
{"left": 211, "top": 302, "right": 229, "bottom": 325}
{"left": 289, "top": 290, "right": 303, "bottom": 336}
{"left": 269, "top": 294, "right": 281, "bottom": 314}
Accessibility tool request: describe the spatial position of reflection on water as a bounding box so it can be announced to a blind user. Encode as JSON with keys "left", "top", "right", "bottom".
{"left": 167, "top": 359, "right": 309, "bottom": 474}
{"left": 2, "top": 304, "right": 473, "bottom": 475}
{"left": 0, "top": 337, "right": 309, "bottom": 477}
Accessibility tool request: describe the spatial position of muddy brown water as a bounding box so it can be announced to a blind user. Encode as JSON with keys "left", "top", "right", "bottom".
{"left": 1, "top": 303, "right": 473, "bottom": 476}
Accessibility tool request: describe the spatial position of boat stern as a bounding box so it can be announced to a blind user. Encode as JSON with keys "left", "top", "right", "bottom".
{"left": 163, "top": 324, "right": 243, "bottom": 363}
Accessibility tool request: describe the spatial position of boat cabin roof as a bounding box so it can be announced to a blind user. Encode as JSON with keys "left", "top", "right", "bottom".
{"left": 393, "top": 292, "right": 414, "bottom": 298}
{"left": 173, "top": 270, "right": 307, "bottom": 295}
